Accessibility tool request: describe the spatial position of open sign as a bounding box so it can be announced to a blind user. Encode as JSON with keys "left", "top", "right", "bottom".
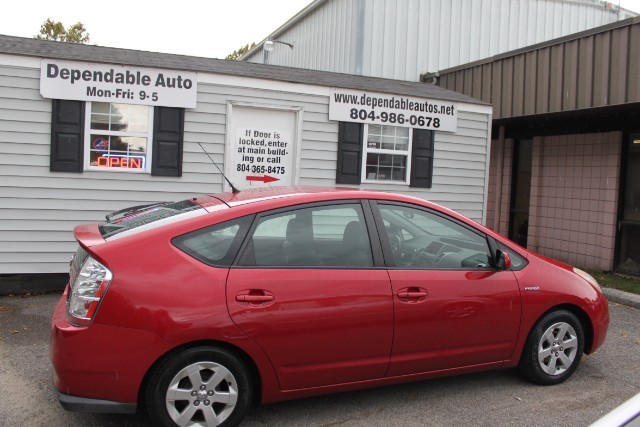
{"left": 96, "top": 154, "right": 145, "bottom": 169}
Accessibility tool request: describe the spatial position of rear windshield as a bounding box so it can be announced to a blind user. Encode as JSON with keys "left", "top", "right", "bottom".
{"left": 99, "top": 199, "right": 204, "bottom": 239}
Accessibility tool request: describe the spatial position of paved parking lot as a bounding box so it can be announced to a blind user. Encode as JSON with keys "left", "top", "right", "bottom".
{"left": 0, "top": 292, "right": 638, "bottom": 426}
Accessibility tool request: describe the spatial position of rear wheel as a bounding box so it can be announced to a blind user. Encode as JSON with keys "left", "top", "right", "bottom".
{"left": 519, "top": 310, "right": 584, "bottom": 385}
{"left": 146, "top": 346, "right": 252, "bottom": 427}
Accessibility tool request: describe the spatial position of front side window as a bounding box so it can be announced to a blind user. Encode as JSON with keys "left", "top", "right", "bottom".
{"left": 239, "top": 204, "right": 374, "bottom": 267}
{"left": 362, "top": 124, "right": 412, "bottom": 184}
{"left": 378, "top": 204, "right": 492, "bottom": 269}
{"left": 85, "top": 102, "right": 153, "bottom": 172}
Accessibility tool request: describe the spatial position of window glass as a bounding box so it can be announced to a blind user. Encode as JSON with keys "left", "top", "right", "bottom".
{"left": 239, "top": 204, "right": 373, "bottom": 267}
{"left": 173, "top": 215, "right": 254, "bottom": 267}
{"left": 101, "top": 199, "right": 204, "bottom": 239}
{"left": 87, "top": 102, "right": 152, "bottom": 172}
{"left": 362, "top": 124, "right": 411, "bottom": 183}
{"left": 379, "top": 204, "right": 492, "bottom": 269}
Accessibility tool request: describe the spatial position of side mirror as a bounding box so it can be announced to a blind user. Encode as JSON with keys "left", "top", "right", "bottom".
{"left": 496, "top": 250, "right": 512, "bottom": 270}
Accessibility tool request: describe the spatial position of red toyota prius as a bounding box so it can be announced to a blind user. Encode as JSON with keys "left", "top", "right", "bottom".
{"left": 51, "top": 187, "right": 609, "bottom": 427}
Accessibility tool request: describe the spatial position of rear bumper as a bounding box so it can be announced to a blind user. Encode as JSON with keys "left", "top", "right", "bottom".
{"left": 57, "top": 391, "right": 137, "bottom": 414}
{"left": 50, "top": 289, "right": 171, "bottom": 406}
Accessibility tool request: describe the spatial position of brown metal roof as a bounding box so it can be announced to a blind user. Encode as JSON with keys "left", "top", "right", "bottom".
{"left": 428, "top": 16, "right": 640, "bottom": 119}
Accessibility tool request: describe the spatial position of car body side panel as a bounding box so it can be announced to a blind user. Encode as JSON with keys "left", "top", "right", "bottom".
{"left": 386, "top": 269, "right": 521, "bottom": 376}
{"left": 226, "top": 268, "right": 394, "bottom": 390}
{"left": 500, "top": 252, "right": 610, "bottom": 367}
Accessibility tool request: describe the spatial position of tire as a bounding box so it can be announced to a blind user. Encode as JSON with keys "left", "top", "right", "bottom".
{"left": 145, "top": 346, "right": 252, "bottom": 427}
{"left": 519, "top": 310, "right": 585, "bottom": 385}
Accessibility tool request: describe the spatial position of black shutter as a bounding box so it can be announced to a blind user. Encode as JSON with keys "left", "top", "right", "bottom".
{"left": 151, "top": 107, "right": 184, "bottom": 177}
{"left": 410, "top": 129, "right": 434, "bottom": 188}
{"left": 50, "top": 100, "right": 85, "bottom": 173}
{"left": 336, "top": 122, "right": 363, "bottom": 184}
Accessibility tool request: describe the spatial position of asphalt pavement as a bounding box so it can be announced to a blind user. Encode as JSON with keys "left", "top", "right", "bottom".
{"left": 0, "top": 290, "right": 638, "bottom": 427}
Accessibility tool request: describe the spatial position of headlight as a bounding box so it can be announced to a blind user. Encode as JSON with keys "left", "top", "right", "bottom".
{"left": 67, "top": 256, "right": 112, "bottom": 326}
{"left": 573, "top": 267, "right": 602, "bottom": 292}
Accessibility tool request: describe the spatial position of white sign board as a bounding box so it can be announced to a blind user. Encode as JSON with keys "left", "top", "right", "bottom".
{"left": 234, "top": 127, "right": 294, "bottom": 186}
{"left": 329, "top": 88, "right": 457, "bottom": 132}
{"left": 226, "top": 105, "right": 299, "bottom": 190}
{"left": 40, "top": 60, "right": 197, "bottom": 108}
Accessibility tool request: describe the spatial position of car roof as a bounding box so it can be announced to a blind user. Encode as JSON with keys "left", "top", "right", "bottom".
{"left": 194, "top": 186, "right": 400, "bottom": 211}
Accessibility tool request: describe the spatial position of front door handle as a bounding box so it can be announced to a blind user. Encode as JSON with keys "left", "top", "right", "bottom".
{"left": 397, "top": 287, "right": 428, "bottom": 303}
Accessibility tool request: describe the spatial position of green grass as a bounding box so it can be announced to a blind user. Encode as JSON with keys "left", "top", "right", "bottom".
{"left": 586, "top": 269, "right": 640, "bottom": 295}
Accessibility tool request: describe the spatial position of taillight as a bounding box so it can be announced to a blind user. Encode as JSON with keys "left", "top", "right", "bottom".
{"left": 67, "top": 256, "right": 112, "bottom": 326}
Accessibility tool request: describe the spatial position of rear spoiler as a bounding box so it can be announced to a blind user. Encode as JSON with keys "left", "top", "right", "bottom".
{"left": 105, "top": 203, "right": 160, "bottom": 221}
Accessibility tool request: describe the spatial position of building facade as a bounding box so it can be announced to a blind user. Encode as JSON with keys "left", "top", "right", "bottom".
{"left": 434, "top": 17, "right": 640, "bottom": 274}
{"left": 0, "top": 35, "right": 492, "bottom": 290}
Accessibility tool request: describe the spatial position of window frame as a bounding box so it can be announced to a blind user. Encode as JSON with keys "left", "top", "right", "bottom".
{"left": 172, "top": 214, "right": 255, "bottom": 267}
{"left": 83, "top": 101, "right": 155, "bottom": 173}
{"left": 370, "top": 200, "right": 496, "bottom": 270}
{"left": 233, "top": 200, "right": 386, "bottom": 269}
{"left": 360, "top": 123, "right": 413, "bottom": 185}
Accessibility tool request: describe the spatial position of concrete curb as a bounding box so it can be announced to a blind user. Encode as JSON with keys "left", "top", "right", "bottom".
{"left": 602, "top": 287, "right": 640, "bottom": 309}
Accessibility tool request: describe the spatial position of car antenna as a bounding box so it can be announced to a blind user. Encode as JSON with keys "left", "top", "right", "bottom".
{"left": 197, "top": 142, "right": 240, "bottom": 194}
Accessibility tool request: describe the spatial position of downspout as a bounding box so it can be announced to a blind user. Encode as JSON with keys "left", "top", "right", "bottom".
{"left": 494, "top": 125, "right": 506, "bottom": 232}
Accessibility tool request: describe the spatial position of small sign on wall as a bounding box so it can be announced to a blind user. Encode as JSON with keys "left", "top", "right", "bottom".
{"left": 234, "top": 127, "right": 293, "bottom": 186}
{"left": 329, "top": 88, "right": 458, "bottom": 132}
{"left": 40, "top": 60, "right": 197, "bottom": 108}
{"left": 226, "top": 104, "right": 300, "bottom": 190}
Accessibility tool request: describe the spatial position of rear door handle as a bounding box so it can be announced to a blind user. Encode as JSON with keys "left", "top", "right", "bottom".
{"left": 236, "top": 294, "right": 274, "bottom": 303}
{"left": 397, "top": 291, "right": 427, "bottom": 298}
{"left": 235, "top": 290, "right": 274, "bottom": 306}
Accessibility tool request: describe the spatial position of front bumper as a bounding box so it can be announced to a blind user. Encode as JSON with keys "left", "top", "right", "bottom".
{"left": 585, "top": 293, "right": 610, "bottom": 354}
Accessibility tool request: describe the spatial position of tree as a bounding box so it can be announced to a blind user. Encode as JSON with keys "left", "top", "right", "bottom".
{"left": 225, "top": 42, "right": 255, "bottom": 61}
{"left": 35, "top": 19, "right": 90, "bottom": 43}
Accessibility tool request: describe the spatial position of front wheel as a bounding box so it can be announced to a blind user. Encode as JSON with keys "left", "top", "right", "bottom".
{"left": 519, "top": 310, "right": 585, "bottom": 385}
{"left": 145, "top": 346, "right": 252, "bottom": 427}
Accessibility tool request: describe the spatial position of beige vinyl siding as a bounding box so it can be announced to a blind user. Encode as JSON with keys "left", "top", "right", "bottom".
{"left": 0, "top": 61, "right": 490, "bottom": 274}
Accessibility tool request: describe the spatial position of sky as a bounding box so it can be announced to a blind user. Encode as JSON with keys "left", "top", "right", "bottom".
{"left": 2, "top": 0, "right": 640, "bottom": 60}
{"left": 2, "top": 0, "right": 315, "bottom": 59}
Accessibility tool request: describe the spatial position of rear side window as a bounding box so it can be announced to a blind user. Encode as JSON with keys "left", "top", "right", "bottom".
{"left": 173, "top": 215, "right": 254, "bottom": 267}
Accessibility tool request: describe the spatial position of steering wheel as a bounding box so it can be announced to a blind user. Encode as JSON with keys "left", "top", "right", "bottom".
{"left": 410, "top": 247, "right": 434, "bottom": 267}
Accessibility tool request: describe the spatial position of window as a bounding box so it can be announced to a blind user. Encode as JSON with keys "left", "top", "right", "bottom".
{"left": 362, "top": 124, "right": 412, "bottom": 184}
{"left": 85, "top": 102, "right": 153, "bottom": 172}
{"left": 336, "top": 122, "right": 434, "bottom": 188}
{"left": 173, "top": 215, "right": 254, "bottom": 267}
{"left": 50, "top": 99, "right": 185, "bottom": 176}
{"left": 378, "top": 204, "right": 492, "bottom": 269}
{"left": 239, "top": 204, "right": 374, "bottom": 267}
